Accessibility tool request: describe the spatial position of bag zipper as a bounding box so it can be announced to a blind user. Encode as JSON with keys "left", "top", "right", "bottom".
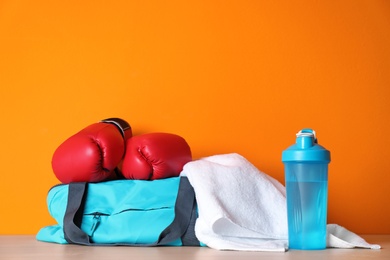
{"left": 89, "top": 212, "right": 109, "bottom": 237}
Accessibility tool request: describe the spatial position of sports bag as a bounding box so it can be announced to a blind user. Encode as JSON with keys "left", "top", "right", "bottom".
{"left": 36, "top": 177, "right": 200, "bottom": 246}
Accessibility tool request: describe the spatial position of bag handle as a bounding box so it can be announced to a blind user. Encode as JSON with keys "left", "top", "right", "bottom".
{"left": 63, "top": 182, "right": 92, "bottom": 244}
{"left": 63, "top": 177, "right": 199, "bottom": 246}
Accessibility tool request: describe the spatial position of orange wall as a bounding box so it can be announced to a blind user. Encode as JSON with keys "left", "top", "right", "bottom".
{"left": 0, "top": 0, "right": 389, "bottom": 234}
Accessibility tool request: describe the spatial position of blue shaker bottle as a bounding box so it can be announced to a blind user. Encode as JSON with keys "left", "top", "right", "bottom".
{"left": 282, "top": 129, "right": 331, "bottom": 250}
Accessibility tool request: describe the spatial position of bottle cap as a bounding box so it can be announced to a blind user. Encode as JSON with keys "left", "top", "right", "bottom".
{"left": 282, "top": 128, "right": 331, "bottom": 163}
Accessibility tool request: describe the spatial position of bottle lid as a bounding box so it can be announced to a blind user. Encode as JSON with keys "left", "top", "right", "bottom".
{"left": 282, "top": 128, "right": 331, "bottom": 163}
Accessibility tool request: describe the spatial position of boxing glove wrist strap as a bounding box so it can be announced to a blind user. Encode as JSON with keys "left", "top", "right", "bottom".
{"left": 100, "top": 118, "right": 132, "bottom": 139}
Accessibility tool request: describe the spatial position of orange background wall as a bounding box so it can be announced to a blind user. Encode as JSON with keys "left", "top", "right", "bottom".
{"left": 1, "top": 0, "right": 389, "bottom": 234}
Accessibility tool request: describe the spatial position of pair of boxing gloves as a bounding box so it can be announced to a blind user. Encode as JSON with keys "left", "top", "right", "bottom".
{"left": 52, "top": 118, "right": 192, "bottom": 184}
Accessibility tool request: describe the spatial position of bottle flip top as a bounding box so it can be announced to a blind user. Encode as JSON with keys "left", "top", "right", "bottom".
{"left": 282, "top": 128, "right": 331, "bottom": 163}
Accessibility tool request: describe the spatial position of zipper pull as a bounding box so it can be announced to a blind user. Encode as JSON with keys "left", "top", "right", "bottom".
{"left": 90, "top": 213, "right": 101, "bottom": 237}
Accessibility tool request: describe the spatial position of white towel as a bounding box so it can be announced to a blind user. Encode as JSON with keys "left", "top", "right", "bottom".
{"left": 327, "top": 224, "right": 381, "bottom": 249}
{"left": 181, "top": 153, "right": 381, "bottom": 252}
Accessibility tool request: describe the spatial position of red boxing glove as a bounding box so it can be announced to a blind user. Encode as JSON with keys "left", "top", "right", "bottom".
{"left": 52, "top": 118, "right": 132, "bottom": 183}
{"left": 121, "top": 133, "right": 192, "bottom": 180}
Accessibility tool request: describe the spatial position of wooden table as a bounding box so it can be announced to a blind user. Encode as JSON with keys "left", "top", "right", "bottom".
{"left": 0, "top": 235, "right": 388, "bottom": 260}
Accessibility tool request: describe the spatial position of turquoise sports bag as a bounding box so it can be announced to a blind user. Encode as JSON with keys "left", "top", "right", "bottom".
{"left": 36, "top": 177, "right": 200, "bottom": 246}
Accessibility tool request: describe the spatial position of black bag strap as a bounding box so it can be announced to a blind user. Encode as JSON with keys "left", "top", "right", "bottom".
{"left": 63, "top": 177, "right": 199, "bottom": 246}
{"left": 63, "top": 182, "right": 92, "bottom": 244}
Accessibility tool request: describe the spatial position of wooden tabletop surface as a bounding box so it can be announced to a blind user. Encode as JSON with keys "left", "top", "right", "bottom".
{"left": 0, "top": 235, "right": 388, "bottom": 260}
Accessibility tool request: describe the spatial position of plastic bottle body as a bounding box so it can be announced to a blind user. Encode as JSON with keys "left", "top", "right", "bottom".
{"left": 284, "top": 162, "right": 328, "bottom": 250}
